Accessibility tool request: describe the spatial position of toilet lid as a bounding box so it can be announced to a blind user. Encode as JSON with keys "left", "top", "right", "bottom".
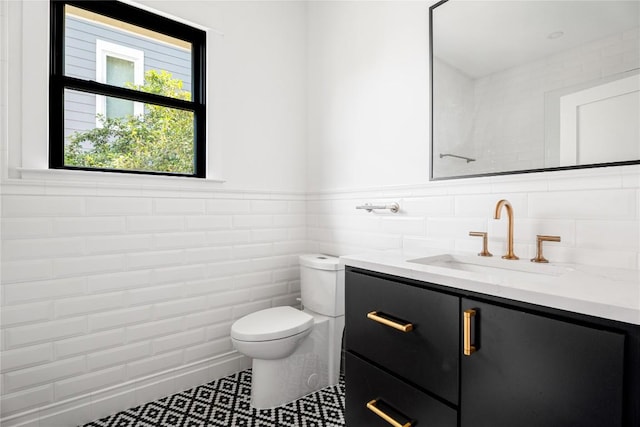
{"left": 231, "top": 306, "right": 314, "bottom": 342}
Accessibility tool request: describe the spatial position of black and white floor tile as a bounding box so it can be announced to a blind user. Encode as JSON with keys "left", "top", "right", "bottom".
{"left": 82, "top": 370, "right": 345, "bottom": 427}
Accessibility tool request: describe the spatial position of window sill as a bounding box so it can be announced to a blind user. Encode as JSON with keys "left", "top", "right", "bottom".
{"left": 12, "top": 167, "right": 227, "bottom": 193}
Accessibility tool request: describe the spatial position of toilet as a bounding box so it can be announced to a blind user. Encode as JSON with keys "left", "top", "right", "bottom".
{"left": 230, "top": 254, "right": 345, "bottom": 408}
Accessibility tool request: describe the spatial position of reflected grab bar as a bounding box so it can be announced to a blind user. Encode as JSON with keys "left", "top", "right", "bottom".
{"left": 356, "top": 203, "right": 400, "bottom": 213}
{"left": 440, "top": 153, "right": 476, "bottom": 163}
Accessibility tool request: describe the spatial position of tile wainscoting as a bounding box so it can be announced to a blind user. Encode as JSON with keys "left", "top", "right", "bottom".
{"left": 1, "top": 163, "right": 639, "bottom": 426}
{"left": 307, "top": 165, "right": 640, "bottom": 270}
{"left": 0, "top": 177, "right": 306, "bottom": 426}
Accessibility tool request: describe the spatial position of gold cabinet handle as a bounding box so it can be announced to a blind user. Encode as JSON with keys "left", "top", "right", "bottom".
{"left": 367, "top": 311, "right": 413, "bottom": 332}
{"left": 366, "top": 399, "right": 412, "bottom": 427}
{"left": 464, "top": 309, "right": 476, "bottom": 356}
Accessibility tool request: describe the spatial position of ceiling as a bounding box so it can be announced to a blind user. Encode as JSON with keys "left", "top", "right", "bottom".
{"left": 433, "top": 0, "right": 640, "bottom": 79}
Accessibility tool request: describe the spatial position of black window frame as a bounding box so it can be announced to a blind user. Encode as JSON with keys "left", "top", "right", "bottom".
{"left": 49, "top": 0, "right": 207, "bottom": 178}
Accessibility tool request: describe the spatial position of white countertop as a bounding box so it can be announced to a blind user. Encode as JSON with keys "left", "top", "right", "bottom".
{"left": 340, "top": 249, "right": 640, "bottom": 326}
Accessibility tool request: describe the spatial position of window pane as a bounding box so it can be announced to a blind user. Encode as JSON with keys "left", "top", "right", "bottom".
{"left": 106, "top": 96, "right": 134, "bottom": 119}
{"left": 106, "top": 56, "right": 134, "bottom": 86}
{"left": 64, "top": 89, "right": 195, "bottom": 175}
{"left": 105, "top": 56, "right": 135, "bottom": 118}
{"left": 64, "top": 4, "right": 193, "bottom": 100}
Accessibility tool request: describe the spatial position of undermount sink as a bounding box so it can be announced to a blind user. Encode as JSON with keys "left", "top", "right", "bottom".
{"left": 408, "top": 254, "right": 573, "bottom": 282}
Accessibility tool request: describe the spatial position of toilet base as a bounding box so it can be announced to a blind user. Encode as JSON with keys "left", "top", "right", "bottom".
{"left": 249, "top": 313, "right": 344, "bottom": 409}
{"left": 251, "top": 351, "right": 327, "bottom": 408}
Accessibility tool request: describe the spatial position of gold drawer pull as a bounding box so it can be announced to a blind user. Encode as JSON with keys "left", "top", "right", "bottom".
{"left": 464, "top": 309, "right": 476, "bottom": 356}
{"left": 366, "top": 399, "right": 412, "bottom": 427}
{"left": 367, "top": 311, "right": 413, "bottom": 332}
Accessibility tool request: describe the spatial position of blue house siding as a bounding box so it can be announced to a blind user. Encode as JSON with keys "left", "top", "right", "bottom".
{"left": 64, "top": 16, "right": 192, "bottom": 140}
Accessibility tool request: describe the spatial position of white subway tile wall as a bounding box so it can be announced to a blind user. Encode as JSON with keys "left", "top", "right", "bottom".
{"left": 307, "top": 167, "right": 640, "bottom": 271}
{"left": 0, "top": 184, "right": 306, "bottom": 425}
{"left": 1, "top": 168, "right": 639, "bottom": 426}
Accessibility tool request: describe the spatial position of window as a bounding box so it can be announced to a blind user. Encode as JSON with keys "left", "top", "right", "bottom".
{"left": 50, "top": 0, "right": 206, "bottom": 177}
{"left": 95, "top": 40, "right": 144, "bottom": 122}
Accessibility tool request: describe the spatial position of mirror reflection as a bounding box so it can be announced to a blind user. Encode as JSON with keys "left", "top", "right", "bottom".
{"left": 431, "top": 0, "right": 640, "bottom": 180}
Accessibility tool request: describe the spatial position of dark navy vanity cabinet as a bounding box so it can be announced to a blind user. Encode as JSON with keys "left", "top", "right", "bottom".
{"left": 345, "top": 267, "right": 640, "bottom": 427}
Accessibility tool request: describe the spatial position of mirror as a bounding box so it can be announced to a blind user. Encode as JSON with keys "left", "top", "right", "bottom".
{"left": 430, "top": 0, "right": 640, "bottom": 180}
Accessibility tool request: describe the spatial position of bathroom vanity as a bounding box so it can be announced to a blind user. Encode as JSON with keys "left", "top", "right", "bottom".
{"left": 342, "top": 250, "right": 640, "bottom": 427}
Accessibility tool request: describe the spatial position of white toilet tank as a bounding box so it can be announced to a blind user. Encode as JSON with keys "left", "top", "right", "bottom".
{"left": 299, "top": 254, "right": 345, "bottom": 317}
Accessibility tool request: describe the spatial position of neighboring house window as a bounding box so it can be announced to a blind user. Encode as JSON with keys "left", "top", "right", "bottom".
{"left": 50, "top": 0, "right": 206, "bottom": 177}
{"left": 95, "top": 40, "right": 144, "bottom": 122}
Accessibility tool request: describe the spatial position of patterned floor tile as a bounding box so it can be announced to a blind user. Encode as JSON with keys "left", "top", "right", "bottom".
{"left": 81, "top": 370, "right": 345, "bottom": 427}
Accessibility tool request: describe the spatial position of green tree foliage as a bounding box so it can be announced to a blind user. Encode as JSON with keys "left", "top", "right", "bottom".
{"left": 65, "top": 70, "right": 194, "bottom": 174}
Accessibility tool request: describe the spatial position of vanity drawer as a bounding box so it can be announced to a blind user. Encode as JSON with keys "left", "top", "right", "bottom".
{"left": 346, "top": 352, "right": 457, "bottom": 427}
{"left": 345, "top": 270, "right": 459, "bottom": 404}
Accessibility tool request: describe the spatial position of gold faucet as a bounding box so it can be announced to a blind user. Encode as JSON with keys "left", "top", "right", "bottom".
{"left": 469, "top": 231, "right": 492, "bottom": 257}
{"left": 494, "top": 199, "right": 519, "bottom": 260}
{"left": 531, "top": 235, "right": 561, "bottom": 263}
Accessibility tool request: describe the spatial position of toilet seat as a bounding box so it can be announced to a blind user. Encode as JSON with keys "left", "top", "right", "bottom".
{"left": 231, "top": 306, "right": 314, "bottom": 342}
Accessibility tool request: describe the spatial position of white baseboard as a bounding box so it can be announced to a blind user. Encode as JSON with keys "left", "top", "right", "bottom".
{"left": 1, "top": 352, "right": 251, "bottom": 427}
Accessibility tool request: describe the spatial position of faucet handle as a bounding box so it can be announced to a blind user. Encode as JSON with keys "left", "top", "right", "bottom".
{"left": 531, "top": 235, "right": 561, "bottom": 263}
{"left": 469, "top": 231, "right": 493, "bottom": 257}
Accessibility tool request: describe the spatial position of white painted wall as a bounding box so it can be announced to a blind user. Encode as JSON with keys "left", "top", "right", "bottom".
{"left": 306, "top": 0, "right": 430, "bottom": 191}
